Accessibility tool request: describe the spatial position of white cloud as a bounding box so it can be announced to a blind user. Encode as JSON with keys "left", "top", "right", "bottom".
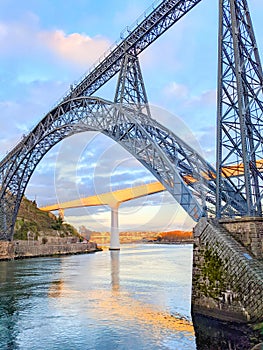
{"left": 0, "top": 23, "right": 7, "bottom": 37}
{"left": 163, "top": 81, "right": 189, "bottom": 99}
{"left": 0, "top": 79, "right": 70, "bottom": 158}
{"left": 163, "top": 81, "right": 216, "bottom": 107}
{"left": 187, "top": 89, "right": 217, "bottom": 107}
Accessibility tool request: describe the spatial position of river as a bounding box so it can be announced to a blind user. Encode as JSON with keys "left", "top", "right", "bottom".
{"left": 0, "top": 244, "right": 262, "bottom": 349}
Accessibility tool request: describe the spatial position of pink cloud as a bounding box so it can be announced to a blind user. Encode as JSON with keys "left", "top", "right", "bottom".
{"left": 0, "top": 14, "right": 111, "bottom": 69}
{"left": 39, "top": 30, "right": 111, "bottom": 67}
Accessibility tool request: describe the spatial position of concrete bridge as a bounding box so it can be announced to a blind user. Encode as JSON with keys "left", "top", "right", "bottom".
{"left": 40, "top": 157, "right": 263, "bottom": 250}
{"left": 40, "top": 182, "right": 165, "bottom": 250}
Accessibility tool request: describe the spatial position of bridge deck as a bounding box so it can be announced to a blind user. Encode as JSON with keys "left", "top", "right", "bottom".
{"left": 40, "top": 182, "right": 165, "bottom": 212}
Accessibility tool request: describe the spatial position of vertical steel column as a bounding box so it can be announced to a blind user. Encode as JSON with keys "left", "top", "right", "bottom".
{"left": 216, "top": 0, "right": 263, "bottom": 218}
{"left": 114, "top": 53, "right": 151, "bottom": 117}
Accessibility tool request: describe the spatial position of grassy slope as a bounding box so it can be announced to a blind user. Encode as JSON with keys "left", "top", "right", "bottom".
{"left": 14, "top": 197, "right": 81, "bottom": 241}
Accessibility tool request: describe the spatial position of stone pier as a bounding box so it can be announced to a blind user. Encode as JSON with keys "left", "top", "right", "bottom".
{"left": 191, "top": 218, "right": 263, "bottom": 323}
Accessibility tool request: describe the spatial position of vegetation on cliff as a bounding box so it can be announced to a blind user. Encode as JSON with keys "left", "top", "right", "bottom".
{"left": 14, "top": 196, "right": 82, "bottom": 241}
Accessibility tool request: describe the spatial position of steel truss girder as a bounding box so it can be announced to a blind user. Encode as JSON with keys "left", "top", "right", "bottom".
{"left": 216, "top": 0, "right": 263, "bottom": 217}
{"left": 61, "top": 0, "right": 203, "bottom": 100}
{"left": 0, "top": 97, "right": 225, "bottom": 241}
{"left": 0, "top": 0, "right": 203, "bottom": 173}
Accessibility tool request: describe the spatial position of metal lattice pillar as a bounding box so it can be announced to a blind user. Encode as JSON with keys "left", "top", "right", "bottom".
{"left": 0, "top": 193, "right": 21, "bottom": 241}
{"left": 216, "top": 0, "right": 263, "bottom": 218}
{"left": 114, "top": 53, "right": 151, "bottom": 117}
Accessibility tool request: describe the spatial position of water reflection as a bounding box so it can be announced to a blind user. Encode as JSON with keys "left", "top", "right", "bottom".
{"left": 110, "top": 250, "right": 120, "bottom": 292}
{"left": 1, "top": 245, "right": 261, "bottom": 349}
{"left": 108, "top": 249, "right": 194, "bottom": 333}
{"left": 0, "top": 261, "right": 19, "bottom": 349}
{"left": 0, "top": 257, "right": 63, "bottom": 350}
{"left": 49, "top": 249, "right": 194, "bottom": 335}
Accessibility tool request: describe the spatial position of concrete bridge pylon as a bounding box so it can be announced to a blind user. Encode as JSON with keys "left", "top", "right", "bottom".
{"left": 109, "top": 203, "right": 120, "bottom": 250}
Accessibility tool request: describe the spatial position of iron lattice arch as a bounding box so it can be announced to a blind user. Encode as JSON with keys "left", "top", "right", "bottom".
{"left": 0, "top": 97, "right": 244, "bottom": 241}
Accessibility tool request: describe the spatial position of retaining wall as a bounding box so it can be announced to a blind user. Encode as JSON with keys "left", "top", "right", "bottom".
{"left": 192, "top": 218, "right": 263, "bottom": 323}
{"left": 219, "top": 217, "right": 263, "bottom": 259}
{"left": 0, "top": 241, "right": 99, "bottom": 260}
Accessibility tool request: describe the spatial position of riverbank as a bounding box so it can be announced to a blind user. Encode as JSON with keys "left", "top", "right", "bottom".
{"left": 86, "top": 230, "right": 193, "bottom": 245}
{"left": 148, "top": 239, "right": 194, "bottom": 244}
{"left": 0, "top": 240, "right": 101, "bottom": 260}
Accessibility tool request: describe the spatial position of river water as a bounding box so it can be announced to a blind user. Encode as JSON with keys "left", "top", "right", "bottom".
{"left": 0, "top": 244, "right": 262, "bottom": 350}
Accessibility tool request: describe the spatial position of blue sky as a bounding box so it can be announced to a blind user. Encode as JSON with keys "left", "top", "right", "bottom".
{"left": 1, "top": 0, "right": 263, "bottom": 232}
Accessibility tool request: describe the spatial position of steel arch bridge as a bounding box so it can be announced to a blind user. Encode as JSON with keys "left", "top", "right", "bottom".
{"left": 0, "top": 97, "right": 245, "bottom": 240}
{"left": 1, "top": 0, "right": 263, "bottom": 240}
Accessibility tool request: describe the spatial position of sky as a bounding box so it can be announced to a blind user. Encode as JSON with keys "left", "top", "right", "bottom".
{"left": 0, "top": 0, "right": 263, "bottom": 233}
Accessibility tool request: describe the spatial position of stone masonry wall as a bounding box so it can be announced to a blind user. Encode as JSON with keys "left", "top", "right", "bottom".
{"left": 0, "top": 241, "right": 99, "bottom": 260}
{"left": 192, "top": 218, "right": 263, "bottom": 323}
{"left": 219, "top": 217, "right": 263, "bottom": 259}
{"left": 0, "top": 241, "right": 14, "bottom": 260}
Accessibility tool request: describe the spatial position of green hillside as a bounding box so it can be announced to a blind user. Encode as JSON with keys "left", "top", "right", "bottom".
{"left": 14, "top": 196, "right": 81, "bottom": 241}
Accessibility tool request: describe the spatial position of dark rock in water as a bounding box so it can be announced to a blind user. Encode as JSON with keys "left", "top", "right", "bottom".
{"left": 192, "top": 313, "right": 263, "bottom": 350}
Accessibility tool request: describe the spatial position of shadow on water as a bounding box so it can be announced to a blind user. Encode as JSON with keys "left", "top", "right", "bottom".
{"left": 0, "top": 257, "right": 62, "bottom": 350}
{"left": 0, "top": 261, "right": 19, "bottom": 350}
{"left": 192, "top": 312, "right": 263, "bottom": 350}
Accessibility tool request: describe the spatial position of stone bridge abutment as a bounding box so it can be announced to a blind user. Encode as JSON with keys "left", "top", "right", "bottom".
{"left": 192, "top": 218, "right": 263, "bottom": 323}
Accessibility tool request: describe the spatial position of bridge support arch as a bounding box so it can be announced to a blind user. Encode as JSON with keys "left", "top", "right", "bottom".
{"left": 0, "top": 96, "right": 244, "bottom": 241}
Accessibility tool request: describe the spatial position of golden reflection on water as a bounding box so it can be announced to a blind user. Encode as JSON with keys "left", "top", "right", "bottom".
{"left": 48, "top": 251, "right": 194, "bottom": 336}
